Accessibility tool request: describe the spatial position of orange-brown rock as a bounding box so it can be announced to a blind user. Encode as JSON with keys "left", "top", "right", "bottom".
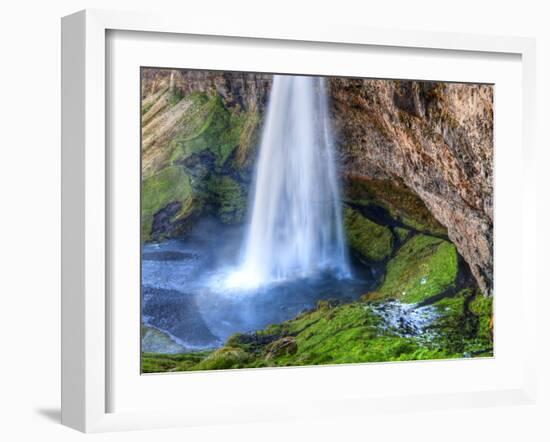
{"left": 329, "top": 79, "right": 493, "bottom": 295}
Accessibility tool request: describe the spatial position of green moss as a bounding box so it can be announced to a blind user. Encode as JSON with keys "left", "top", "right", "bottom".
{"left": 378, "top": 235, "right": 458, "bottom": 303}
{"left": 141, "top": 101, "right": 154, "bottom": 116}
{"left": 430, "top": 293, "right": 473, "bottom": 353}
{"left": 343, "top": 206, "right": 394, "bottom": 262}
{"left": 206, "top": 175, "right": 247, "bottom": 224}
{"left": 344, "top": 177, "right": 447, "bottom": 236}
{"left": 284, "top": 304, "right": 381, "bottom": 364}
{"left": 183, "top": 97, "right": 233, "bottom": 165}
{"left": 225, "top": 302, "right": 457, "bottom": 367}
{"left": 141, "top": 90, "right": 262, "bottom": 239}
{"left": 174, "top": 302, "right": 459, "bottom": 371}
{"left": 394, "top": 227, "right": 411, "bottom": 242}
{"left": 167, "top": 94, "right": 257, "bottom": 170}
{"left": 234, "top": 111, "right": 261, "bottom": 169}
{"left": 141, "top": 166, "right": 193, "bottom": 241}
{"left": 264, "top": 337, "right": 298, "bottom": 359}
{"left": 165, "top": 94, "right": 220, "bottom": 164}
{"left": 430, "top": 289, "right": 493, "bottom": 355}
{"left": 143, "top": 284, "right": 493, "bottom": 373}
{"left": 193, "top": 347, "right": 253, "bottom": 371}
{"left": 469, "top": 292, "right": 493, "bottom": 343}
{"left": 168, "top": 88, "right": 183, "bottom": 106}
{"left": 141, "top": 351, "right": 212, "bottom": 373}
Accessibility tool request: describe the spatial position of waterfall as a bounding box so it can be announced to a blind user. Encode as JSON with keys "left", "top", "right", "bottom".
{"left": 226, "top": 75, "right": 350, "bottom": 289}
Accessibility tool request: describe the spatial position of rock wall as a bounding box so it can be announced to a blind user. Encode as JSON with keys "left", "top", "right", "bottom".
{"left": 329, "top": 79, "right": 493, "bottom": 295}
{"left": 140, "top": 69, "right": 271, "bottom": 241}
{"left": 142, "top": 68, "right": 272, "bottom": 114}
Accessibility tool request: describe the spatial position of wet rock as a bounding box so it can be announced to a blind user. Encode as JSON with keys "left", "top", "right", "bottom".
{"left": 369, "top": 301, "right": 440, "bottom": 339}
{"left": 142, "top": 286, "right": 219, "bottom": 348}
{"left": 151, "top": 201, "right": 183, "bottom": 241}
{"left": 141, "top": 325, "right": 186, "bottom": 353}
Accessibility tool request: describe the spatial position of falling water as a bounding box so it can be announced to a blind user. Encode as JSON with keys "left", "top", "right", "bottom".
{"left": 226, "top": 75, "right": 350, "bottom": 289}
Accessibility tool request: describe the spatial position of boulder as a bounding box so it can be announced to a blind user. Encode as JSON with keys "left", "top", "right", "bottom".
{"left": 264, "top": 337, "right": 298, "bottom": 360}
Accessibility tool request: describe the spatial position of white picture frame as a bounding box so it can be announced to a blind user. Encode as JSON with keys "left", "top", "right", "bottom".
{"left": 61, "top": 9, "right": 537, "bottom": 433}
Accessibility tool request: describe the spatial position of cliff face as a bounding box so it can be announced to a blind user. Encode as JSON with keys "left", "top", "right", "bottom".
{"left": 141, "top": 69, "right": 272, "bottom": 177}
{"left": 142, "top": 69, "right": 272, "bottom": 114}
{"left": 329, "top": 79, "right": 493, "bottom": 295}
{"left": 140, "top": 69, "right": 493, "bottom": 295}
{"left": 140, "top": 69, "right": 271, "bottom": 241}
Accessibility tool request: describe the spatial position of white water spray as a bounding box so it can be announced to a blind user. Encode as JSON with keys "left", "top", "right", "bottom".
{"left": 226, "top": 75, "right": 350, "bottom": 289}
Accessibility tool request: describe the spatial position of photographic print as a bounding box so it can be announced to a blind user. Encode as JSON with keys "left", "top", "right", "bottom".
{"left": 140, "top": 68, "right": 493, "bottom": 373}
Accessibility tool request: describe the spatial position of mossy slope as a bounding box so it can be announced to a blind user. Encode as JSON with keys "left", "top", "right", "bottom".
{"left": 344, "top": 206, "right": 394, "bottom": 262}
{"left": 375, "top": 234, "right": 458, "bottom": 304}
{"left": 429, "top": 289, "right": 493, "bottom": 355}
{"left": 142, "top": 288, "right": 492, "bottom": 373}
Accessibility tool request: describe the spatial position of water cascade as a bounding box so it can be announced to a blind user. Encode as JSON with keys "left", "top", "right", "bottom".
{"left": 227, "top": 75, "right": 350, "bottom": 288}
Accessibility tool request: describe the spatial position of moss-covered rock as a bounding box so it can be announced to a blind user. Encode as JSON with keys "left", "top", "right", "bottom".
{"left": 206, "top": 175, "right": 248, "bottom": 224}
{"left": 141, "top": 166, "right": 193, "bottom": 241}
{"left": 265, "top": 337, "right": 298, "bottom": 360}
{"left": 344, "top": 176, "right": 447, "bottom": 236}
{"left": 343, "top": 206, "right": 394, "bottom": 262}
{"left": 377, "top": 234, "right": 458, "bottom": 304}
{"left": 141, "top": 325, "right": 186, "bottom": 354}
{"left": 234, "top": 110, "right": 261, "bottom": 169}
{"left": 394, "top": 226, "right": 411, "bottom": 242}
{"left": 140, "top": 85, "right": 261, "bottom": 240}
{"left": 166, "top": 93, "right": 259, "bottom": 171}
{"left": 170, "top": 95, "right": 235, "bottom": 167}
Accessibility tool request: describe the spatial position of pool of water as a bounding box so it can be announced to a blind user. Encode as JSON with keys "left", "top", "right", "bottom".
{"left": 141, "top": 218, "right": 379, "bottom": 352}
